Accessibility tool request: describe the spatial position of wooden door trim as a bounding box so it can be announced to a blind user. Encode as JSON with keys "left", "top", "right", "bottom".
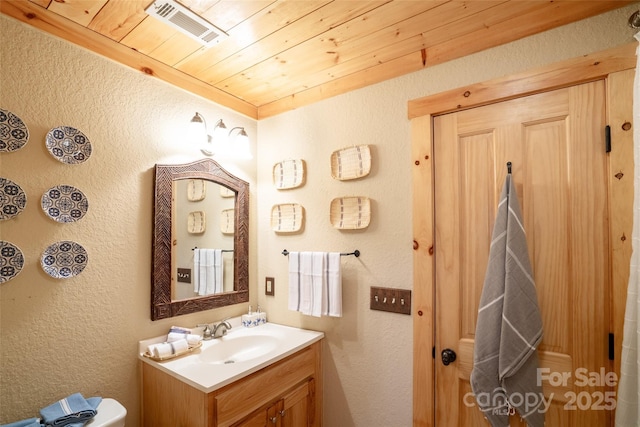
{"left": 410, "top": 42, "right": 636, "bottom": 427}
{"left": 408, "top": 42, "right": 636, "bottom": 119}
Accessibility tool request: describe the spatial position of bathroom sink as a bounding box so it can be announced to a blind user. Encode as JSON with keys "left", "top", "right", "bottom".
{"left": 198, "top": 335, "right": 279, "bottom": 364}
{"left": 138, "top": 319, "right": 324, "bottom": 393}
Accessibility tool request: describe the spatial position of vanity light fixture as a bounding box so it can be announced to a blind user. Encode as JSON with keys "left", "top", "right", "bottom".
{"left": 189, "top": 112, "right": 226, "bottom": 156}
{"left": 189, "top": 112, "right": 251, "bottom": 159}
{"left": 228, "top": 126, "right": 252, "bottom": 160}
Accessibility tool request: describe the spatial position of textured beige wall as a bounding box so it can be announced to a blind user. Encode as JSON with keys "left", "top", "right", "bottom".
{"left": 256, "top": 4, "right": 639, "bottom": 427}
{"left": 0, "top": 15, "right": 258, "bottom": 425}
{"left": 1, "top": 3, "right": 638, "bottom": 427}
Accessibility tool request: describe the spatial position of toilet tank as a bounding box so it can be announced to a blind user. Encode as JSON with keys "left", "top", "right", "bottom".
{"left": 85, "top": 398, "right": 126, "bottom": 427}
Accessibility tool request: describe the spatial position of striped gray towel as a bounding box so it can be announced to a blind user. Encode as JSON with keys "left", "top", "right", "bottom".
{"left": 470, "top": 174, "right": 544, "bottom": 426}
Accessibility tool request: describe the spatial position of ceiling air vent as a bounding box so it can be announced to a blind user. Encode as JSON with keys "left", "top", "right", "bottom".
{"left": 145, "top": 0, "right": 227, "bottom": 47}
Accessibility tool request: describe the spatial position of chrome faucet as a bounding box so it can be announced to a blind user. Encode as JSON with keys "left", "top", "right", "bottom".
{"left": 211, "top": 318, "right": 232, "bottom": 339}
{"left": 197, "top": 323, "right": 213, "bottom": 340}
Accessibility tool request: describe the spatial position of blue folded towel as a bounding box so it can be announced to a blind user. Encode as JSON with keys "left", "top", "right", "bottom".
{"left": 63, "top": 398, "right": 101, "bottom": 427}
{"left": 0, "top": 418, "right": 41, "bottom": 427}
{"left": 39, "top": 394, "right": 99, "bottom": 426}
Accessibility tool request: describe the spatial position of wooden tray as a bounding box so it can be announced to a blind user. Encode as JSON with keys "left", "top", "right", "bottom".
{"left": 271, "top": 203, "right": 304, "bottom": 233}
{"left": 273, "top": 159, "right": 306, "bottom": 189}
{"left": 142, "top": 341, "right": 202, "bottom": 362}
{"left": 330, "top": 145, "right": 371, "bottom": 180}
{"left": 188, "top": 211, "right": 206, "bottom": 234}
{"left": 220, "top": 186, "right": 235, "bottom": 198}
{"left": 187, "top": 179, "right": 206, "bottom": 201}
{"left": 220, "top": 208, "right": 235, "bottom": 234}
{"left": 330, "top": 197, "right": 370, "bottom": 230}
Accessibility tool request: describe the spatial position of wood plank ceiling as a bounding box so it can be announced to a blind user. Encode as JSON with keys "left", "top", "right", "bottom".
{"left": 1, "top": 0, "right": 633, "bottom": 119}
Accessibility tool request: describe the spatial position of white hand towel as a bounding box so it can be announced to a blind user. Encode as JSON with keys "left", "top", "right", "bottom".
{"left": 167, "top": 332, "right": 202, "bottom": 346}
{"left": 310, "top": 252, "right": 324, "bottom": 317}
{"left": 288, "top": 251, "right": 320, "bottom": 316}
{"left": 323, "top": 252, "right": 342, "bottom": 317}
{"left": 195, "top": 248, "right": 210, "bottom": 295}
{"left": 299, "top": 252, "right": 315, "bottom": 316}
{"left": 194, "top": 248, "right": 202, "bottom": 294}
{"left": 213, "top": 249, "right": 223, "bottom": 294}
{"left": 194, "top": 249, "right": 224, "bottom": 296}
{"left": 152, "top": 339, "right": 189, "bottom": 358}
{"left": 288, "top": 251, "right": 302, "bottom": 312}
{"left": 204, "top": 249, "right": 215, "bottom": 295}
{"left": 169, "top": 326, "right": 192, "bottom": 334}
{"left": 204, "top": 249, "right": 223, "bottom": 295}
{"left": 289, "top": 251, "right": 342, "bottom": 317}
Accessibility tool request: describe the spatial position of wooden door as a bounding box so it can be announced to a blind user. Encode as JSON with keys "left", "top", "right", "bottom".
{"left": 433, "top": 81, "right": 613, "bottom": 426}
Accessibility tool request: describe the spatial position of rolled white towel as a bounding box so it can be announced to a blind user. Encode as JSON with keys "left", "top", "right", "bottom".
{"left": 167, "top": 332, "right": 202, "bottom": 346}
{"left": 152, "top": 339, "right": 189, "bottom": 358}
{"left": 146, "top": 343, "right": 159, "bottom": 355}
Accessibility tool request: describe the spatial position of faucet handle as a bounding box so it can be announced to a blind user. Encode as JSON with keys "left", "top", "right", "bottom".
{"left": 212, "top": 318, "right": 232, "bottom": 338}
{"left": 197, "top": 323, "right": 213, "bottom": 340}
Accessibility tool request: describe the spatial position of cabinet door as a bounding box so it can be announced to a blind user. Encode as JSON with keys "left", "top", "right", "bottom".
{"left": 282, "top": 380, "right": 313, "bottom": 427}
{"left": 233, "top": 408, "right": 270, "bottom": 427}
{"left": 268, "top": 400, "right": 284, "bottom": 427}
{"left": 236, "top": 401, "right": 283, "bottom": 427}
{"left": 235, "top": 380, "right": 314, "bottom": 427}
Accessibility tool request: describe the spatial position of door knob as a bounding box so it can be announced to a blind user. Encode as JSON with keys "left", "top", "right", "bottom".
{"left": 441, "top": 348, "right": 457, "bottom": 366}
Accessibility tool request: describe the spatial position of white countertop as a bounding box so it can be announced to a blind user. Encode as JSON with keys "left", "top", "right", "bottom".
{"left": 138, "top": 320, "right": 324, "bottom": 393}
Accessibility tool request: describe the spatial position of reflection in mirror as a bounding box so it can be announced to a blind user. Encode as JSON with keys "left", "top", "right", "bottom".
{"left": 173, "top": 179, "right": 235, "bottom": 299}
{"left": 152, "top": 159, "right": 249, "bottom": 320}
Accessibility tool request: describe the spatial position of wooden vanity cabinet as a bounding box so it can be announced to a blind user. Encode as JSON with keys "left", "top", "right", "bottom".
{"left": 141, "top": 341, "right": 322, "bottom": 427}
{"left": 233, "top": 379, "right": 314, "bottom": 427}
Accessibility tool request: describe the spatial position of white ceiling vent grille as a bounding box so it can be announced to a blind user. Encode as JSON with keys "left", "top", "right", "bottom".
{"left": 145, "top": 0, "right": 227, "bottom": 47}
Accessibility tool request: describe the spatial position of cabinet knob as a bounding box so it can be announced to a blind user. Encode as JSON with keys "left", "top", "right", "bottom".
{"left": 270, "top": 416, "right": 277, "bottom": 424}
{"left": 280, "top": 410, "right": 286, "bottom": 417}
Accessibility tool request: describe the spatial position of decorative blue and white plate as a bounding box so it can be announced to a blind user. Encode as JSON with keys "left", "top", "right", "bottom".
{"left": 41, "top": 185, "right": 89, "bottom": 223}
{"left": 0, "top": 177, "right": 27, "bottom": 220}
{"left": 0, "top": 241, "right": 24, "bottom": 283}
{"left": 45, "top": 126, "right": 92, "bottom": 164}
{"left": 0, "top": 109, "right": 29, "bottom": 152}
{"left": 41, "top": 241, "right": 88, "bottom": 279}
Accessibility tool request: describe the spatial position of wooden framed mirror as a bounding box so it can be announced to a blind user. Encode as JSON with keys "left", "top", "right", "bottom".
{"left": 152, "top": 158, "right": 249, "bottom": 320}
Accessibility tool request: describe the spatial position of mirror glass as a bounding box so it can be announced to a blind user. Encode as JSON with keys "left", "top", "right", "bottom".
{"left": 152, "top": 158, "right": 249, "bottom": 320}
{"left": 173, "top": 179, "right": 235, "bottom": 299}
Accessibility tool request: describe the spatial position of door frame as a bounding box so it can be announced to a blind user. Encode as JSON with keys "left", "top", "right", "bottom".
{"left": 409, "top": 42, "right": 636, "bottom": 427}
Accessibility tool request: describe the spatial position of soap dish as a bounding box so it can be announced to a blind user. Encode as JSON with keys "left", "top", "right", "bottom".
{"left": 242, "top": 312, "right": 267, "bottom": 328}
{"left": 142, "top": 341, "right": 202, "bottom": 362}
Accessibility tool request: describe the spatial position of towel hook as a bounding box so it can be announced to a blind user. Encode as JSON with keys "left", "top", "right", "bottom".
{"left": 507, "top": 161, "right": 512, "bottom": 174}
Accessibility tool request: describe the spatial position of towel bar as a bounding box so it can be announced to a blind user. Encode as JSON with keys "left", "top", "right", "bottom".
{"left": 192, "top": 247, "right": 233, "bottom": 252}
{"left": 282, "top": 249, "right": 360, "bottom": 257}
